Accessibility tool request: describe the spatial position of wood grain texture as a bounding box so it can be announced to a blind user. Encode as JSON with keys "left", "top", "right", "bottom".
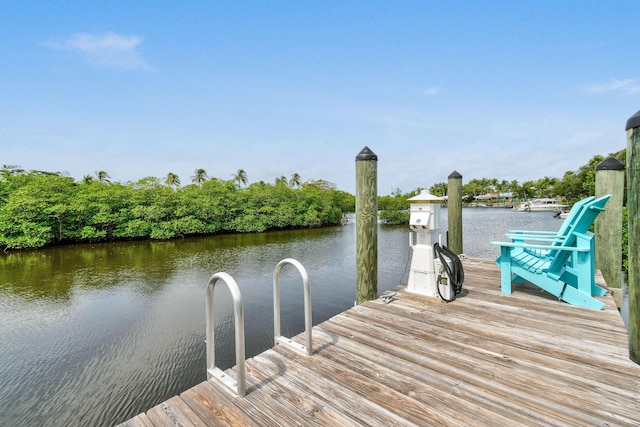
{"left": 595, "top": 166, "right": 624, "bottom": 290}
{"left": 628, "top": 127, "right": 640, "bottom": 363}
{"left": 117, "top": 413, "right": 155, "bottom": 427}
{"left": 118, "top": 256, "right": 640, "bottom": 426}
{"left": 355, "top": 157, "right": 378, "bottom": 304}
{"left": 447, "top": 174, "right": 463, "bottom": 255}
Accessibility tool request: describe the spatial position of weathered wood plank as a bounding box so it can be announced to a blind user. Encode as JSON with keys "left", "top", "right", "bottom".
{"left": 290, "top": 327, "right": 539, "bottom": 426}
{"left": 404, "top": 260, "right": 626, "bottom": 338}
{"left": 242, "top": 354, "right": 363, "bottom": 426}
{"left": 356, "top": 298, "right": 638, "bottom": 391}
{"left": 320, "top": 308, "right": 637, "bottom": 425}
{"left": 271, "top": 344, "right": 470, "bottom": 426}
{"left": 116, "top": 412, "right": 155, "bottom": 427}
{"left": 461, "top": 257, "right": 619, "bottom": 313}
{"left": 355, "top": 302, "right": 640, "bottom": 400}
{"left": 454, "top": 289, "right": 626, "bottom": 336}
{"left": 118, "top": 256, "right": 640, "bottom": 427}
{"left": 318, "top": 318, "right": 595, "bottom": 425}
{"left": 463, "top": 270, "right": 620, "bottom": 320}
{"left": 180, "top": 381, "right": 262, "bottom": 426}
{"left": 253, "top": 349, "right": 421, "bottom": 426}
{"left": 381, "top": 290, "right": 632, "bottom": 372}
{"left": 221, "top": 359, "right": 343, "bottom": 426}
{"left": 146, "top": 396, "right": 205, "bottom": 427}
{"left": 297, "top": 326, "right": 565, "bottom": 426}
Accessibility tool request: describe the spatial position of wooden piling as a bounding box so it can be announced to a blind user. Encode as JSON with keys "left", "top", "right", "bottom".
{"left": 626, "top": 110, "right": 640, "bottom": 364}
{"left": 355, "top": 146, "right": 378, "bottom": 304}
{"left": 447, "top": 170, "right": 463, "bottom": 255}
{"left": 595, "top": 157, "right": 625, "bottom": 290}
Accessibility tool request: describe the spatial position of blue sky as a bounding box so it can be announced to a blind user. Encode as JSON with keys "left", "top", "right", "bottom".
{"left": 2, "top": 1, "right": 638, "bottom": 193}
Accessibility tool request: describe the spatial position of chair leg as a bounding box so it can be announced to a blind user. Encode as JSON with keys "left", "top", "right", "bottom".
{"left": 560, "top": 285, "right": 605, "bottom": 310}
{"left": 591, "top": 283, "right": 607, "bottom": 297}
{"left": 500, "top": 246, "right": 513, "bottom": 294}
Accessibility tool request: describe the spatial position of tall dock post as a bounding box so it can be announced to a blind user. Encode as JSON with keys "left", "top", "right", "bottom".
{"left": 447, "top": 170, "right": 463, "bottom": 255}
{"left": 595, "top": 157, "right": 625, "bottom": 291}
{"left": 626, "top": 110, "right": 640, "bottom": 364}
{"left": 355, "top": 146, "right": 378, "bottom": 304}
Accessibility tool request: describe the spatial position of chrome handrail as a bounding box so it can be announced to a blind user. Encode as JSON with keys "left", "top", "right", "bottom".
{"left": 273, "top": 258, "right": 312, "bottom": 356}
{"left": 206, "top": 272, "right": 246, "bottom": 397}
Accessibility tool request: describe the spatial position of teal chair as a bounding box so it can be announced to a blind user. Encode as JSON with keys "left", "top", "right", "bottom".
{"left": 491, "top": 195, "right": 610, "bottom": 310}
{"left": 505, "top": 196, "right": 594, "bottom": 259}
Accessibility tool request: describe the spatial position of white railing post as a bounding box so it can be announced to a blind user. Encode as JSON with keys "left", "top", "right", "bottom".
{"left": 206, "top": 272, "right": 246, "bottom": 397}
{"left": 273, "top": 258, "right": 313, "bottom": 356}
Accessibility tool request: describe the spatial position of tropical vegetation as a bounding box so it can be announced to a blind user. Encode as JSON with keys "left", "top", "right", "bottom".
{"left": 377, "top": 148, "right": 629, "bottom": 272}
{"left": 379, "top": 149, "right": 626, "bottom": 223}
{"left": 0, "top": 166, "right": 355, "bottom": 250}
{"left": 0, "top": 148, "right": 629, "bottom": 265}
{"left": 427, "top": 149, "right": 626, "bottom": 204}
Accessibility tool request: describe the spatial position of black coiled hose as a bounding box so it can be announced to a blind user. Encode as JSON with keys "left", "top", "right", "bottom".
{"left": 433, "top": 242, "right": 464, "bottom": 302}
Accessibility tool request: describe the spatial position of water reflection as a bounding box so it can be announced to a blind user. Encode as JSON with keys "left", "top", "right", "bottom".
{"left": 0, "top": 209, "right": 562, "bottom": 426}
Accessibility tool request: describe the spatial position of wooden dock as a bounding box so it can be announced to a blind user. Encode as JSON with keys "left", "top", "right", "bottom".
{"left": 118, "top": 257, "right": 640, "bottom": 426}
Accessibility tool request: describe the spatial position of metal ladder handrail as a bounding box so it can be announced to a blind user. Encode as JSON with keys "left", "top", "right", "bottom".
{"left": 206, "top": 272, "right": 246, "bottom": 397}
{"left": 273, "top": 258, "right": 313, "bottom": 356}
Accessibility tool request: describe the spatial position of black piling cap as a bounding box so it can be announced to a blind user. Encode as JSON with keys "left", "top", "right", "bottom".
{"left": 595, "top": 156, "right": 625, "bottom": 171}
{"left": 355, "top": 146, "right": 378, "bottom": 161}
{"left": 448, "top": 170, "right": 462, "bottom": 179}
{"left": 626, "top": 110, "right": 640, "bottom": 130}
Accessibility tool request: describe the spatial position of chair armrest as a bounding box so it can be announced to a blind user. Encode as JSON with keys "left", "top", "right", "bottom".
{"left": 504, "top": 234, "right": 562, "bottom": 242}
{"left": 508, "top": 230, "right": 559, "bottom": 235}
{"left": 490, "top": 241, "right": 590, "bottom": 252}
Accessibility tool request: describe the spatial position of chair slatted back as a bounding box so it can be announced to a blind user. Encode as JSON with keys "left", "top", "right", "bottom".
{"left": 547, "top": 195, "right": 610, "bottom": 273}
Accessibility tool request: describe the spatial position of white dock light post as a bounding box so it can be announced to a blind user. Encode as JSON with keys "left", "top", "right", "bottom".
{"left": 407, "top": 190, "right": 444, "bottom": 297}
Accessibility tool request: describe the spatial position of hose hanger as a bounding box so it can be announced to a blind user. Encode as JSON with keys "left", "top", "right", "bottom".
{"left": 433, "top": 243, "right": 465, "bottom": 303}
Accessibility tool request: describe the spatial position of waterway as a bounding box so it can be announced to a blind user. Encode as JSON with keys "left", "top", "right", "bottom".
{"left": 0, "top": 209, "right": 569, "bottom": 426}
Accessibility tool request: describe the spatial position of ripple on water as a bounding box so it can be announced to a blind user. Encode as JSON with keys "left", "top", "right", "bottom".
{"left": 0, "top": 211, "right": 561, "bottom": 426}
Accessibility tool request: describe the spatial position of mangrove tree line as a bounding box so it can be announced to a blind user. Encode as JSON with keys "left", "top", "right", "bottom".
{"left": 0, "top": 167, "right": 355, "bottom": 250}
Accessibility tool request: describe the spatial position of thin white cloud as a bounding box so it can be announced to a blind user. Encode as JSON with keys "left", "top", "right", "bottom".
{"left": 423, "top": 86, "right": 441, "bottom": 96}
{"left": 45, "top": 32, "right": 151, "bottom": 70}
{"left": 583, "top": 78, "right": 640, "bottom": 94}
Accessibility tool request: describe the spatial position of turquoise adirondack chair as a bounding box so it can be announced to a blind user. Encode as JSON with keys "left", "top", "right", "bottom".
{"left": 491, "top": 195, "right": 610, "bottom": 310}
{"left": 504, "top": 196, "right": 595, "bottom": 259}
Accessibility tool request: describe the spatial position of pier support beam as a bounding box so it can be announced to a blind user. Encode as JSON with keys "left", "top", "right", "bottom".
{"left": 626, "top": 110, "right": 640, "bottom": 364}
{"left": 595, "top": 157, "right": 625, "bottom": 290}
{"left": 447, "top": 170, "right": 463, "bottom": 255}
{"left": 355, "top": 146, "right": 378, "bottom": 304}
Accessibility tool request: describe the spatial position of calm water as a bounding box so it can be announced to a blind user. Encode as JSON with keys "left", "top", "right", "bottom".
{"left": 0, "top": 209, "right": 562, "bottom": 426}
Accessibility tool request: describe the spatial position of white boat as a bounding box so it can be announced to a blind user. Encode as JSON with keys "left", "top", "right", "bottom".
{"left": 515, "top": 198, "right": 569, "bottom": 213}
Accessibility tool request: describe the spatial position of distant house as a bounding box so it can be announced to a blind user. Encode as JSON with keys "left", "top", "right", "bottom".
{"left": 475, "top": 193, "right": 499, "bottom": 202}
{"left": 473, "top": 192, "right": 513, "bottom": 207}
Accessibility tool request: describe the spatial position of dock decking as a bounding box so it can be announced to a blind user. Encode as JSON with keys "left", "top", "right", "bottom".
{"left": 119, "top": 257, "right": 639, "bottom": 426}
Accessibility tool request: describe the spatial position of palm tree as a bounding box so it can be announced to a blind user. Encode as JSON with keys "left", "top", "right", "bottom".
{"left": 165, "top": 172, "right": 180, "bottom": 188}
{"left": 429, "top": 182, "right": 448, "bottom": 197}
{"left": 82, "top": 174, "right": 94, "bottom": 184}
{"left": 275, "top": 175, "right": 288, "bottom": 186}
{"left": 232, "top": 169, "right": 248, "bottom": 187}
{"left": 489, "top": 178, "right": 499, "bottom": 193}
{"left": 536, "top": 176, "right": 557, "bottom": 197}
{"left": 191, "top": 168, "right": 208, "bottom": 186}
{"left": 95, "top": 170, "right": 111, "bottom": 184}
{"left": 289, "top": 173, "right": 302, "bottom": 188}
{"left": 1, "top": 165, "right": 25, "bottom": 175}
